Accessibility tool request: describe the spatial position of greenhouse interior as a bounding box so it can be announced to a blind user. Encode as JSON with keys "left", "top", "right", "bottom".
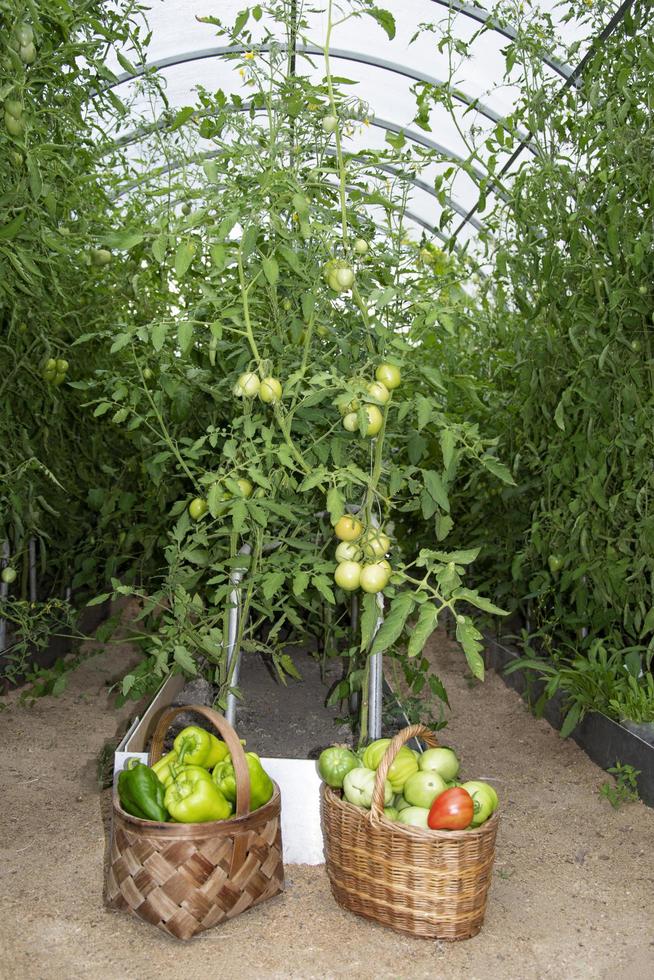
{"left": 1, "top": 0, "right": 652, "bottom": 975}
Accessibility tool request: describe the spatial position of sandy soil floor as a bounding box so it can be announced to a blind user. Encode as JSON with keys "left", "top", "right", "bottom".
{"left": 1, "top": 612, "right": 652, "bottom": 980}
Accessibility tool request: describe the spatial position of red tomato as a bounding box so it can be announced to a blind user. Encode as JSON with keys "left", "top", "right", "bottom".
{"left": 427, "top": 787, "right": 474, "bottom": 830}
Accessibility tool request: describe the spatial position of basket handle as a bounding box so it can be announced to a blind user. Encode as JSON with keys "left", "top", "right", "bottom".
{"left": 149, "top": 704, "right": 251, "bottom": 818}
{"left": 370, "top": 724, "right": 439, "bottom": 819}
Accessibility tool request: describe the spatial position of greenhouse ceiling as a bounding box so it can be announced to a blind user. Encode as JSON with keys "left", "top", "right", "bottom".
{"left": 103, "top": 0, "right": 627, "bottom": 247}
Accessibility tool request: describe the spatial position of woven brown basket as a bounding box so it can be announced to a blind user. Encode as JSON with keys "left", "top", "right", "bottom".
{"left": 321, "top": 723, "right": 498, "bottom": 940}
{"left": 106, "top": 705, "right": 284, "bottom": 940}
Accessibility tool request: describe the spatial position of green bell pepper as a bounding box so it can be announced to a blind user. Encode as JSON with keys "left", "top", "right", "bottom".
{"left": 212, "top": 752, "right": 273, "bottom": 811}
{"left": 161, "top": 763, "right": 215, "bottom": 789}
{"left": 118, "top": 760, "right": 168, "bottom": 822}
{"left": 151, "top": 750, "right": 179, "bottom": 785}
{"left": 164, "top": 767, "right": 233, "bottom": 822}
{"left": 173, "top": 725, "right": 230, "bottom": 768}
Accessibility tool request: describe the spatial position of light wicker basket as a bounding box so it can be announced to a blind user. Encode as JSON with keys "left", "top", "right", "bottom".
{"left": 321, "top": 723, "right": 499, "bottom": 940}
{"left": 106, "top": 705, "right": 284, "bottom": 940}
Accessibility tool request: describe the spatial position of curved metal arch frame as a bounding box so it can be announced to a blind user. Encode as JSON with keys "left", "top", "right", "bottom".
{"left": 428, "top": 0, "right": 575, "bottom": 81}
{"left": 112, "top": 146, "right": 462, "bottom": 247}
{"left": 105, "top": 43, "right": 536, "bottom": 153}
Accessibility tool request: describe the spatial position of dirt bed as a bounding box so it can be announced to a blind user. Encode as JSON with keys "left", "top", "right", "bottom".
{"left": 1, "top": 611, "right": 652, "bottom": 980}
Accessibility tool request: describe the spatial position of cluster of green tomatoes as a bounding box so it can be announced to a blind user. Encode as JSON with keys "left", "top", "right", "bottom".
{"left": 332, "top": 515, "right": 392, "bottom": 596}
{"left": 4, "top": 97, "right": 24, "bottom": 138}
{"left": 188, "top": 475, "right": 255, "bottom": 521}
{"left": 338, "top": 362, "right": 400, "bottom": 437}
{"left": 10, "top": 21, "right": 36, "bottom": 65}
{"left": 234, "top": 371, "right": 283, "bottom": 404}
{"left": 42, "top": 357, "right": 69, "bottom": 386}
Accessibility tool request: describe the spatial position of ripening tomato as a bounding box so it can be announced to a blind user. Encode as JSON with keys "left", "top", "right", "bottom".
{"left": 334, "top": 560, "right": 362, "bottom": 591}
{"left": 427, "top": 787, "right": 474, "bottom": 830}
{"left": 334, "top": 516, "right": 363, "bottom": 541}
{"left": 335, "top": 266, "right": 354, "bottom": 289}
{"left": 359, "top": 562, "right": 390, "bottom": 594}
{"left": 259, "top": 377, "right": 283, "bottom": 403}
{"left": 367, "top": 381, "right": 390, "bottom": 404}
{"left": 335, "top": 540, "right": 361, "bottom": 562}
{"left": 188, "top": 498, "right": 208, "bottom": 520}
{"left": 375, "top": 363, "right": 401, "bottom": 390}
{"left": 362, "top": 405, "right": 383, "bottom": 437}
{"left": 235, "top": 372, "right": 260, "bottom": 398}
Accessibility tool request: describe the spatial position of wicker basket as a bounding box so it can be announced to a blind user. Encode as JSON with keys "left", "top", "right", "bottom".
{"left": 106, "top": 705, "right": 284, "bottom": 940}
{"left": 321, "top": 723, "right": 498, "bottom": 940}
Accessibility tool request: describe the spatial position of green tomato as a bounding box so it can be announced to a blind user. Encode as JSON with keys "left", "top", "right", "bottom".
{"left": 335, "top": 540, "right": 361, "bottom": 563}
{"left": 343, "top": 766, "right": 391, "bottom": 808}
{"left": 1, "top": 567, "right": 17, "bottom": 585}
{"left": 367, "top": 381, "right": 390, "bottom": 405}
{"left": 236, "top": 478, "right": 253, "bottom": 498}
{"left": 375, "top": 363, "right": 401, "bottom": 390}
{"left": 361, "top": 528, "right": 390, "bottom": 559}
{"left": 91, "top": 248, "right": 112, "bottom": 266}
{"left": 317, "top": 746, "right": 359, "bottom": 789}
{"left": 335, "top": 266, "right": 354, "bottom": 289}
{"left": 143, "top": 367, "right": 154, "bottom": 381}
{"left": 281, "top": 298, "right": 292, "bottom": 311}
{"left": 383, "top": 806, "right": 399, "bottom": 821}
{"left": 362, "top": 405, "right": 383, "bottom": 437}
{"left": 4, "top": 112, "right": 24, "bottom": 137}
{"left": 188, "top": 497, "right": 208, "bottom": 520}
{"left": 403, "top": 770, "right": 447, "bottom": 809}
{"left": 235, "top": 371, "right": 260, "bottom": 398}
{"left": 20, "top": 42, "right": 37, "bottom": 65}
{"left": 353, "top": 238, "right": 369, "bottom": 256}
{"left": 322, "top": 114, "right": 338, "bottom": 133}
{"left": 397, "top": 806, "right": 430, "bottom": 829}
{"left": 362, "top": 741, "right": 418, "bottom": 793}
{"left": 53, "top": 372, "right": 66, "bottom": 386}
{"left": 359, "top": 562, "right": 390, "bottom": 594}
{"left": 44, "top": 358, "right": 57, "bottom": 372}
{"left": 56, "top": 358, "right": 69, "bottom": 373}
{"left": 548, "top": 554, "right": 564, "bottom": 574}
{"left": 459, "top": 781, "right": 496, "bottom": 827}
{"left": 181, "top": 202, "right": 192, "bottom": 215}
{"left": 259, "top": 376, "right": 282, "bottom": 404}
{"left": 334, "top": 560, "right": 362, "bottom": 592}
{"left": 342, "top": 412, "right": 359, "bottom": 432}
{"left": 4, "top": 99, "right": 23, "bottom": 119}
{"left": 460, "top": 779, "right": 499, "bottom": 813}
{"left": 418, "top": 747, "right": 460, "bottom": 782}
{"left": 15, "top": 24, "right": 34, "bottom": 46}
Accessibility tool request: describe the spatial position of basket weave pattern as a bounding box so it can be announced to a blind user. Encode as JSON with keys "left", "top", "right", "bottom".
{"left": 106, "top": 705, "right": 284, "bottom": 940}
{"left": 321, "top": 724, "right": 498, "bottom": 940}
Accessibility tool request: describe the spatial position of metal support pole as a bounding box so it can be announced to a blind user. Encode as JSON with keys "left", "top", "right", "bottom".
{"left": 28, "top": 537, "right": 37, "bottom": 603}
{"left": 225, "top": 543, "right": 252, "bottom": 726}
{"left": 367, "top": 592, "right": 385, "bottom": 741}
{"left": 0, "top": 540, "right": 9, "bottom": 656}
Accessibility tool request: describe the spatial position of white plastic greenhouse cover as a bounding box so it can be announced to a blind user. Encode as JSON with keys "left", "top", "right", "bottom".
{"left": 102, "top": 0, "right": 617, "bottom": 246}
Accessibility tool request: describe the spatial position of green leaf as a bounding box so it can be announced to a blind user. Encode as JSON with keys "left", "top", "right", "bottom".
{"left": 367, "top": 7, "right": 396, "bottom": 40}
{"left": 175, "top": 241, "right": 196, "bottom": 278}
{"left": 0, "top": 211, "right": 26, "bottom": 240}
{"left": 293, "top": 570, "right": 310, "bottom": 596}
{"left": 170, "top": 106, "right": 195, "bottom": 130}
{"left": 313, "top": 575, "right": 336, "bottom": 605}
{"left": 408, "top": 602, "right": 439, "bottom": 658}
{"left": 455, "top": 618, "right": 485, "bottom": 680}
{"left": 110, "top": 333, "right": 130, "bottom": 354}
{"left": 151, "top": 322, "right": 167, "bottom": 351}
{"left": 641, "top": 607, "right": 654, "bottom": 638}
{"left": 554, "top": 398, "right": 566, "bottom": 431}
{"left": 262, "top": 571, "right": 285, "bottom": 601}
{"left": 174, "top": 645, "right": 197, "bottom": 675}
{"left": 480, "top": 456, "right": 516, "bottom": 485}
{"left": 371, "top": 592, "right": 415, "bottom": 655}
{"left": 423, "top": 470, "right": 450, "bottom": 512}
{"left": 103, "top": 229, "right": 144, "bottom": 251}
{"left": 559, "top": 702, "right": 582, "bottom": 738}
{"left": 93, "top": 402, "right": 112, "bottom": 417}
{"left": 262, "top": 254, "right": 279, "bottom": 285}
{"left": 440, "top": 429, "right": 456, "bottom": 469}
{"left": 452, "top": 588, "right": 507, "bottom": 616}
{"left": 178, "top": 320, "right": 194, "bottom": 354}
{"left": 431, "top": 548, "right": 480, "bottom": 565}
{"left": 326, "top": 486, "right": 345, "bottom": 524}
{"left": 152, "top": 235, "right": 168, "bottom": 264}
